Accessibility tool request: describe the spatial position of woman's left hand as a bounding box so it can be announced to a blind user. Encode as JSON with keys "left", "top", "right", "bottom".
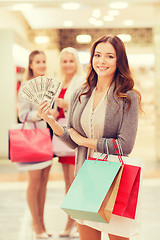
{"left": 38, "top": 101, "right": 55, "bottom": 122}
{"left": 69, "top": 128, "right": 85, "bottom": 146}
{"left": 70, "top": 128, "right": 98, "bottom": 150}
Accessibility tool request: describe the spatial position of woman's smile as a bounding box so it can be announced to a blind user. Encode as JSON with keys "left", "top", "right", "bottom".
{"left": 97, "top": 66, "right": 109, "bottom": 71}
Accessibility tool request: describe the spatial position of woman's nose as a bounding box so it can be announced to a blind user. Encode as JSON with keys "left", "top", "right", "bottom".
{"left": 99, "top": 56, "right": 106, "bottom": 63}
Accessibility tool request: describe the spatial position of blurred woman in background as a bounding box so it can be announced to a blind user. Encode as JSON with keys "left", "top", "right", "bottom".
{"left": 52, "top": 47, "right": 84, "bottom": 237}
{"left": 18, "top": 50, "right": 52, "bottom": 239}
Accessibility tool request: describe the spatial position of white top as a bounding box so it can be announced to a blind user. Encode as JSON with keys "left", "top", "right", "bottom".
{"left": 81, "top": 88, "right": 107, "bottom": 158}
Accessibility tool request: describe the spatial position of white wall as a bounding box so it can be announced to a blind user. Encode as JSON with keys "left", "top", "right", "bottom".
{"left": 154, "top": 6, "right": 160, "bottom": 161}
{"left": 0, "top": 10, "right": 29, "bottom": 48}
{"left": 0, "top": 29, "right": 17, "bottom": 157}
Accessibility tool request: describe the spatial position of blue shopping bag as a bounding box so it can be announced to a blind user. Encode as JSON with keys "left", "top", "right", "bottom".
{"left": 61, "top": 159, "right": 123, "bottom": 223}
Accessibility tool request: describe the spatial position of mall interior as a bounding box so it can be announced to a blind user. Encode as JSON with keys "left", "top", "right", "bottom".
{"left": 0, "top": 0, "right": 160, "bottom": 240}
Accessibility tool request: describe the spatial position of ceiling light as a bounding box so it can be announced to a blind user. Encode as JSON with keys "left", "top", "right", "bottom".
{"left": 123, "top": 20, "right": 134, "bottom": 26}
{"left": 89, "top": 17, "right": 103, "bottom": 26}
{"left": 95, "top": 20, "right": 104, "bottom": 26}
{"left": 63, "top": 21, "right": 73, "bottom": 27}
{"left": 34, "top": 36, "right": 50, "bottom": 44}
{"left": 109, "top": 2, "right": 128, "bottom": 9}
{"left": 103, "top": 15, "right": 114, "bottom": 21}
{"left": 92, "top": 9, "right": 101, "bottom": 18}
{"left": 61, "top": 2, "right": 80, "bottom": 10}
{"left": 89, "top": 17, "right": 104, "bottom": 26}
{"left": 108, "top": 10, "right": 119, "bottom": 16}
{"left": 76, "top": 35, "right": 92, "bottom": 44}
{"left": 117, "top": 34, "right": 132, "bottom": 42}
{"left": 12, "top": 3, "right": 33, "bottom": 11}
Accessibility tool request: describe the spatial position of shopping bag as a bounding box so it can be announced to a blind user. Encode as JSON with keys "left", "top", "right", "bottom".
{"left": 52, "top": 118, "right": 75, "bottom": 156}
{"left": 112, "top": 164, "right": 141, "bottom": 219}
{"left": 9, "top": 114, "right": 53, "bottom": 162}
{"left": 61, "top": 158, "right": 123, "bottom": 223}
{"left": 111, "top": 138, "right": 141, "bottom": 219}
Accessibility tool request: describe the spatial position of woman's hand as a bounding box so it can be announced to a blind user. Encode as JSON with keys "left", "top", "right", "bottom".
{"left": 49, "top": 108, "right": 59, "bottom": 119}
{"left": 38, "top": 101, "right": 55, "bottom": 123}
{"left": 69, "top": 128, "right": 98, "bottom": 150}
{"left": 69, "top": 128, "right": 85, "bottom": 146}
{"left": 38, "top": 101, "right": 64, "bottom": 136}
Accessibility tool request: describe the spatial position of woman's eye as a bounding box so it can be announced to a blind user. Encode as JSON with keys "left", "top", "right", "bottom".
{"left": 94, "top": 54, "right": 100, "bottom": 57}
{"left": 107, "top": 55, "right": 114, "bottom": 59}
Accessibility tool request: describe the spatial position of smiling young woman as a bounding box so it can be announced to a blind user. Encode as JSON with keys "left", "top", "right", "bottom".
{"left": 38, "top": 35, "right": 142, "bottom": 240}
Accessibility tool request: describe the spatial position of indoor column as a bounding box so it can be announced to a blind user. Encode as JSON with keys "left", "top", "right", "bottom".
{"left": 0, "top": 29, "right": 16, "bottom": 158}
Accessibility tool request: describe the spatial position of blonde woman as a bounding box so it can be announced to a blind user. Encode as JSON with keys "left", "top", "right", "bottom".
{"left": 18, "top": 50, "right": 52, "bottom": 239}
{"left": 52, "top": 47, "right": 84, "bottom": 237}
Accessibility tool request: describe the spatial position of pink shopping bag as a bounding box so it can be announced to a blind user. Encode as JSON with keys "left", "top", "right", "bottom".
{"left": 112, "top": 138, "right": 141, "bottom": 219}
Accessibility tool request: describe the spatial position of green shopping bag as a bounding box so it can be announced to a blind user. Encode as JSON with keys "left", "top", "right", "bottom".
{"left": 61, "top": 159, "right": 123, "bottom": 223}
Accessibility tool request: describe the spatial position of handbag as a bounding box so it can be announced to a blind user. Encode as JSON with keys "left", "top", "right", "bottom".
{"left": 111, "top": 139, "right": 141, "bottom": 219}
{"left": 9, "top": 113, "right": 53, "bottom": 162}
{"left": 52, "top": 118, "right": 75, "bottom": 156}
{"left": 61, "top": 141, "right": 123, "bottom": 223}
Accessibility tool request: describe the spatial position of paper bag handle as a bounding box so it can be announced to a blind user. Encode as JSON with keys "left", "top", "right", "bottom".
{"left": 22, "top": 113, "right": 37, "bottom": 129}
{"left": 112, "top": 138, "right": 124, "bottom": 164}
{"left": 94, "top": 139, "right": 109, "bottom": 162}
{"left": 93, "top": 139, "right": 124, "bottom": 164}
{"left": 102, "top": 139, "right": 124, "bottom": 164}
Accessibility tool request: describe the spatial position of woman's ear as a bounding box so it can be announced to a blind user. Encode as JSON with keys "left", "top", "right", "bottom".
{"left": 29, "top": 63, "right": 33, "bottom": 70}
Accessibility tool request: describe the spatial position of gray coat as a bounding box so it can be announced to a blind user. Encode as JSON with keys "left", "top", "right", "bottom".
{"left": 57, "top": 82, "right": 139, "bottom": 175}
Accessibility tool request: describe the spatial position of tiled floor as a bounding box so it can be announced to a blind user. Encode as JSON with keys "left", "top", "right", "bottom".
{"left": 0, "top": 121, "right": 160, "bottom": 240}
{"left": 0, "top": 176, "right": 160, "bottom": 240}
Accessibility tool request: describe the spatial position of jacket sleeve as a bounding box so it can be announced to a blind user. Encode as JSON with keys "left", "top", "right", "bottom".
{"left": 18, "top": 100, "right": 41, "bottom": 122}
{"left": 97, "top": 90, "right": 139, "bottom": 155}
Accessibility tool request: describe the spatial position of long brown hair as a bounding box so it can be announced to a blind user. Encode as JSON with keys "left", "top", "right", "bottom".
{"left": 24, "top": 50, "right": 46, "bottom": 81}
{"left": 79, "top": 35, "right": 141, "bottom": 111}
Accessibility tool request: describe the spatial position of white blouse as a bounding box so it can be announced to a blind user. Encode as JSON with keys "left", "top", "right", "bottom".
{"left": 81, "top": 87, "right": 108, "bottom": 158}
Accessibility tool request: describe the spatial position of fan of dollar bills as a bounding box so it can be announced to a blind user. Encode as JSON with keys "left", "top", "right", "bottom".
{"left": 18, "top": 76, "right": 62, "bottom": 106}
